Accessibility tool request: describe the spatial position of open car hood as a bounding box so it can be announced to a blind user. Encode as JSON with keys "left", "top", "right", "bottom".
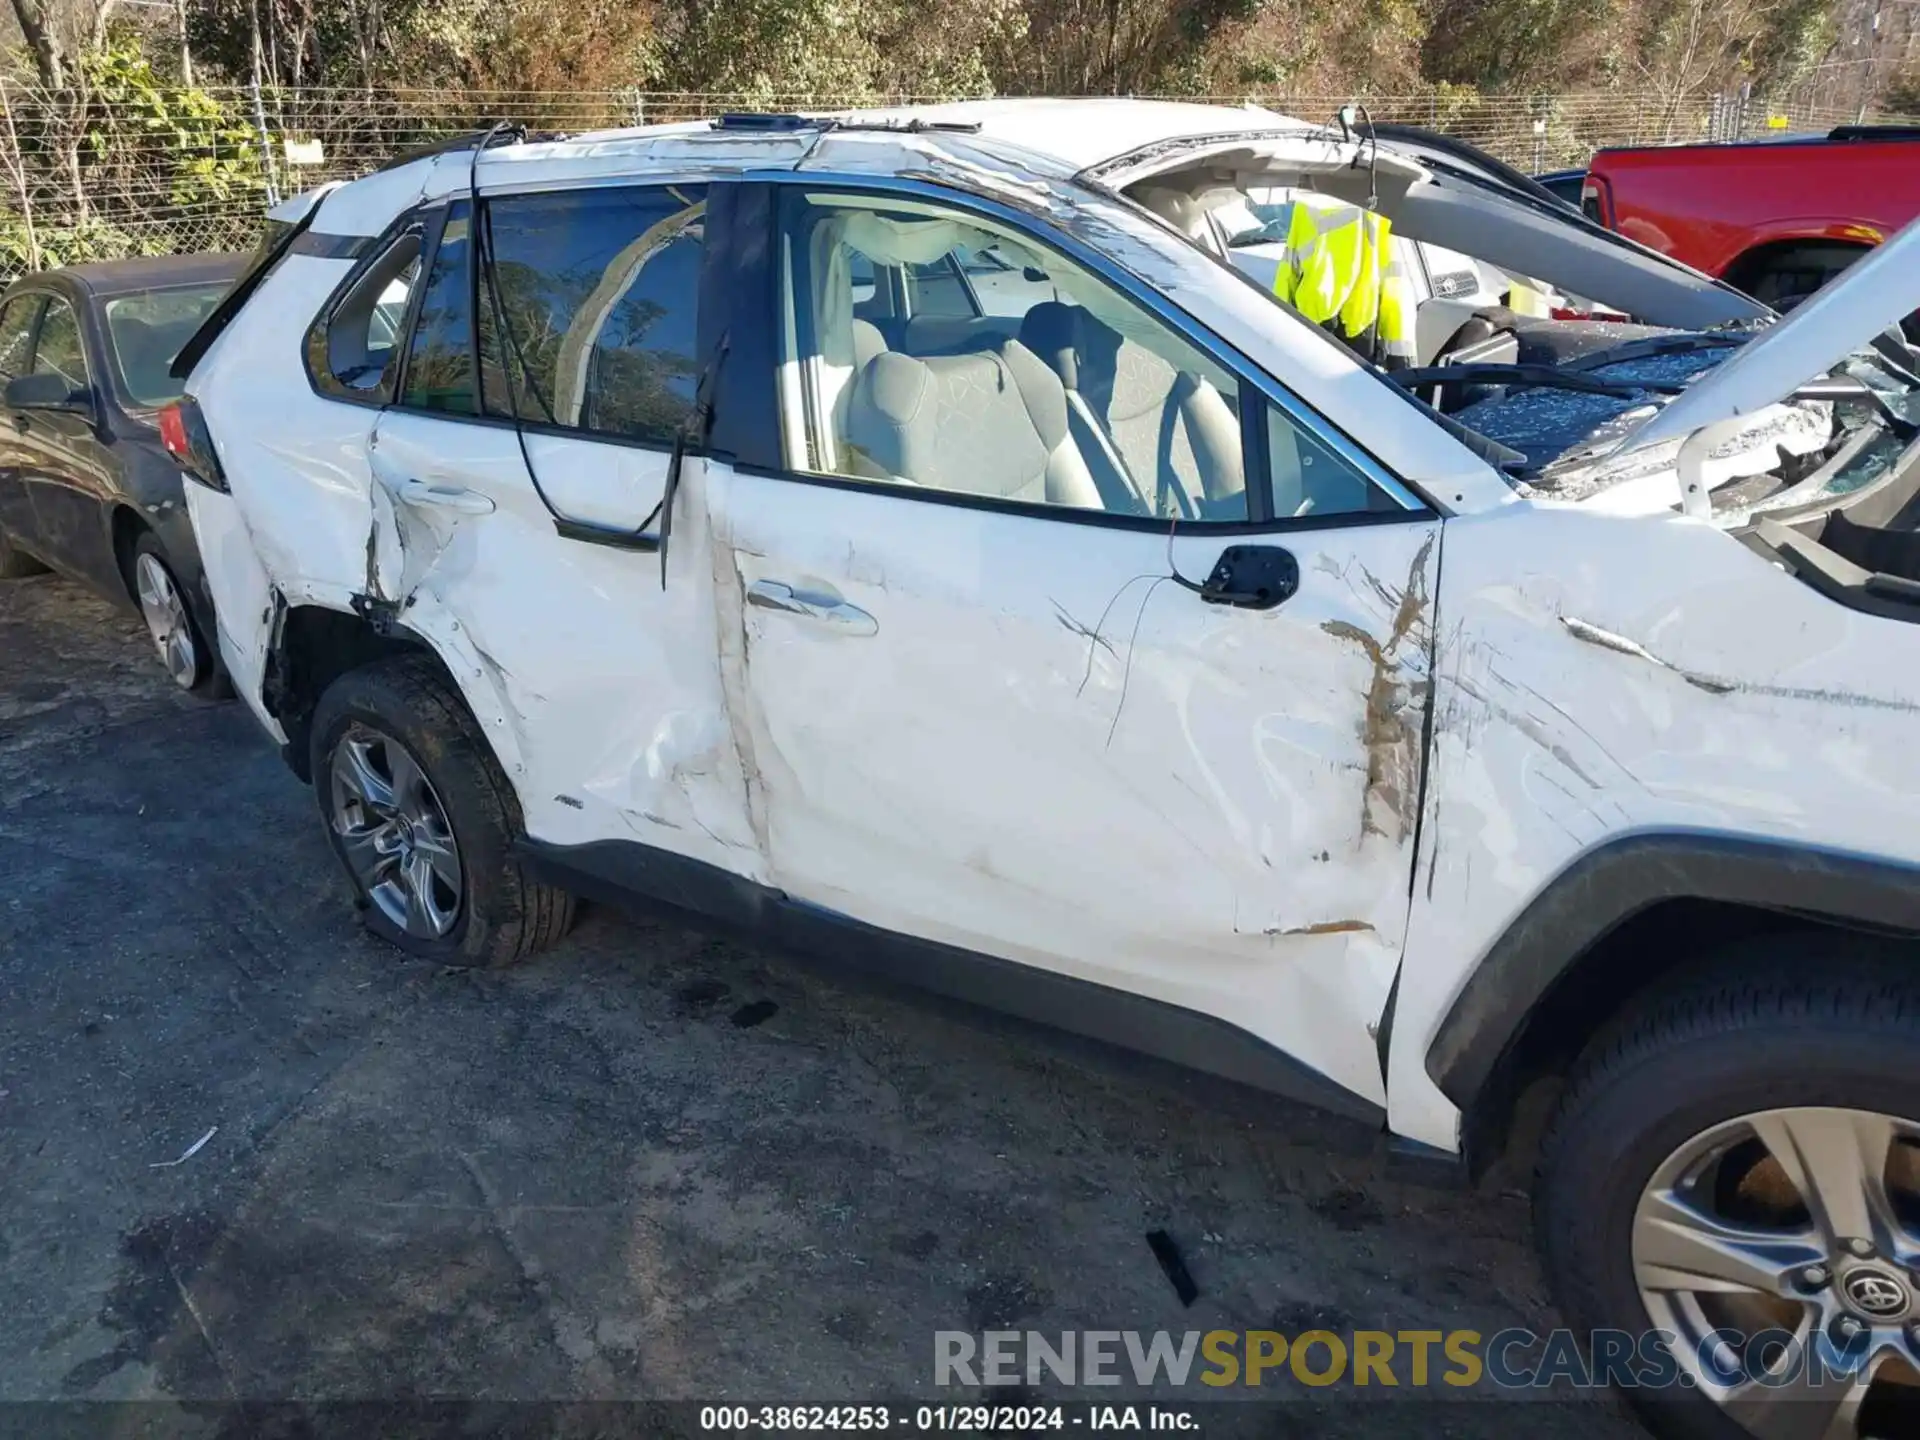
{"left": 1612, "top": 214, "right": 1920, "bottom": 457}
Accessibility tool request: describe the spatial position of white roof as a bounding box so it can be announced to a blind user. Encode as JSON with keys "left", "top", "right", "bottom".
{"left": 482, "top": 98, "right": 1316, "bottom": 183}
{"left": 833, "top": 98, "right": 1313, "bottom": 171}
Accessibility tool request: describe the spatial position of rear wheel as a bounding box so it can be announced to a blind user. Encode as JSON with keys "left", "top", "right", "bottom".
{"left": 309, "top": 654, "right": 574, "bottom": 966}
{"left": 1537, "top": 941, "right": 1920, "bottom": 1440}
{"left": 131, "top": 533, "right": 213, "bottom": 691}
{"left": 0, "top": 523, "right": 47, "bottom": 578}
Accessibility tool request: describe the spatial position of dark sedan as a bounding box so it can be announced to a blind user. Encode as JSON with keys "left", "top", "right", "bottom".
{"left": 0, "top": 252, "right": 243, "bottom": 691}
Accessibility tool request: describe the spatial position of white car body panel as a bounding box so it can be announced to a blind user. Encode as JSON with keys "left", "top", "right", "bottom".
{"left": 717, "top": 472, "right": 1439, "bottom": 1105}
{"left": 1389, "top": 502, "right": 1920, "bottom": 1148}
{"left": 183, "top": 481, "right": 284, "bottom": 742}
{"left": 362, "top": 415, "right": 761, "bottom": 863}
{"left": 845, "top": 98, "right": 1303, "bottom": 174}
{"left": 184, "top": 98, "right": 1920, "bottom": 1161}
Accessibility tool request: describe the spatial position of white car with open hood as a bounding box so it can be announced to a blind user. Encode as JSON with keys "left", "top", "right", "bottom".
{"left": 168, "top": 99, "right": 1920, "bottom": 1438}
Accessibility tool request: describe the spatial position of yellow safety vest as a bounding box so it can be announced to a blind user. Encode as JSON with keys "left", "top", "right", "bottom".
{"left": 1271, "top": 201, "right": 1416, "bottom": 368}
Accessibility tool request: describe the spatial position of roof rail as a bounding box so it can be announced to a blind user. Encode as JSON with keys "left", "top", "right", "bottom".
{"left": 373, "top": 123, "right": 546, "bottom": 174}
{"left": 711, "top": 113, "right": 823, "bottom": 132}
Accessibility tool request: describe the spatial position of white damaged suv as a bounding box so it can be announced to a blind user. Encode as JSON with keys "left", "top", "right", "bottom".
{"left": 170, "top": 101, "right": 1920, "bottom": 1438}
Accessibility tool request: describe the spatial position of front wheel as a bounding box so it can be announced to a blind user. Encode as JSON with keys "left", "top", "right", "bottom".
{"left": 308, "top": 654, "right": 575, "bottom": 966}
{"left": 1537, "top": 942, "right": 1920, "bottom": 1440}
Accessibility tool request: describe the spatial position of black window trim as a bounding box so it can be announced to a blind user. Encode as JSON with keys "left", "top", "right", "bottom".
{"left": 727, "top": 456, "right": 1425, "bottom": 538}
{"left": 762, "top": 177, "right": 1436, "bottom": 537}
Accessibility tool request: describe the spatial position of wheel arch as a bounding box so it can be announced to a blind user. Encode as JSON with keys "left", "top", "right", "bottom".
{"left": 108, "top": 503, "right": 150, "bottom": 606}
{"left": 267, "top": 602, "right": 460, "bottom": 783}
{"left": 1719, "top": 233, "right": 1873, "bottom": 292}
{"left": 1426, "top": 833, "right": 1920, "bottom": 1179}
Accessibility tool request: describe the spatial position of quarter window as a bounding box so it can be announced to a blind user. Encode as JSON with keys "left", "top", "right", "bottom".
{"left": 478, "top": 184, "right": 706, "bottom": 446}
{"left": 32, "top": 297, "right": 88, "bottom": 391}
{"left": 307, "top": 226, "right": 422, "bottom": 401}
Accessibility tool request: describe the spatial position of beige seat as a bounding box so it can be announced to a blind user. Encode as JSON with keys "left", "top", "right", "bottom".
{"left": 1018, "top": 302, "right": 1244, "bottom": 518}
{"left": 842, "top": 338, "right": 1103, "bottom": 509}
{"left": 851, "top": 317, "right": 888, "bottom": 370}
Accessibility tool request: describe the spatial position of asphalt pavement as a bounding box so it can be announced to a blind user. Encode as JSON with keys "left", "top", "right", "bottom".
{"left": 0, "top": 572, "right": 1648, "bottom": 1438}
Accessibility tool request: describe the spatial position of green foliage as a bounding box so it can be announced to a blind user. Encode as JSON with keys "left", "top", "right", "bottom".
{"left": 79, "top": 40, "right": 266, "bottom": 208}
{"left": 0, "top": 215, "right": 162, "bottom": 279}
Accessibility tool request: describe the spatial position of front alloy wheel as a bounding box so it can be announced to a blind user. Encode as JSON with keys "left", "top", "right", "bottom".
{"left": 329, "top": 723, "right": 464, "bottom": 939}
{"left": 1634, "top": 1107, "right": 1920, "bottom": 1438}
{"left": 1538, "top": 946, "right": 1920, "bottom": 1440}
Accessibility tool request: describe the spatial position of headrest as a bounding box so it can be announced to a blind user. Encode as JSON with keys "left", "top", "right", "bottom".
{"left": 1136, "top": 187, "right": 1207, "bottom": 240}
{"left": 851, "top": 318, "right": 887, "bottom": 371}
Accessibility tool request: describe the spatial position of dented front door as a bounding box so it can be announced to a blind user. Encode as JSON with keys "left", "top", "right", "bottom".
{"left": 720, "top": 479, "right": 1441, "bottom": 1107}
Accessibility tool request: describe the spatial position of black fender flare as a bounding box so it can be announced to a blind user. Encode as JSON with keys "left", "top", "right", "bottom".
{"left": 1424, "top": 832, "right": 1920, "bottom": 1121}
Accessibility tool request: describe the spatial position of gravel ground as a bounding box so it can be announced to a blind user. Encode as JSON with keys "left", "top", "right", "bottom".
{"left": 0, "top": 572, "right": 1648, "bottom": 1439}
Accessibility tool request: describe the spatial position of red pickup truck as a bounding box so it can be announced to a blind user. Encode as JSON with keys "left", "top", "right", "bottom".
{"left": 1581, "top": 126, "right": 1920, "bottom": 308}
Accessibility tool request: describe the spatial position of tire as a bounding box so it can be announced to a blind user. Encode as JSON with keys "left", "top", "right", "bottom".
{"left": 308, "top": 653, "right": 574, "bottom": 967}
{"left": 1537, "top": 938, "right": 1920, "bottom": 1440}
{"left": 130, "top": 532, "right": 216, "bottom": 692}
{"left": 0, "top": 523, "right": 48, "bottom": 578}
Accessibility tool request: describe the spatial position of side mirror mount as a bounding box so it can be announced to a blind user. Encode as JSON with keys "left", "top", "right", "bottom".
{"left": 5, "top": 372, "right": 93, "bottom": 417}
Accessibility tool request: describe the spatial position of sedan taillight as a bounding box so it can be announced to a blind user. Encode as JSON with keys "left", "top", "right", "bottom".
{"left": 159, "top": 397, "right": 228, "bottom": 493}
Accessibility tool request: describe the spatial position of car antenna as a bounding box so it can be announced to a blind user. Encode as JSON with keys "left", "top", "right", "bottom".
{"left": 466, "top": 119, "right": 572, "bottom": 526}
{"left": 652, "top": 326, "right": 731, "bottom": 589}
{"left": 467, "top": 125, "right": 727, "bottom": 585}
{"left": 1341, "top": 101, "right": 1381, "bottom": 212}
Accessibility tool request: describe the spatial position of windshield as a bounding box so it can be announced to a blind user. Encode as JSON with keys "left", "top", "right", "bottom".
{"left": 104, "top": 284, "right": 229, "bottom": 407}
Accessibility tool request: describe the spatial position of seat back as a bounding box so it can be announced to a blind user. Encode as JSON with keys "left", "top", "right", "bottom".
{"left": 843, "top": 339, "right": 1101, "bottom": 508}
{"left": 1019, "top": 302, "right": 1243, "bottom": 516}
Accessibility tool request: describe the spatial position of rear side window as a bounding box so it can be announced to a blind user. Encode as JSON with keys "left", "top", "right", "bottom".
{"left": 479, "top": 184, "right": 706, "bottom": 445}
{"left": 305, "top": 226, "right": 422, "bottom": 402}
{"left": 0, "top": 297, "right": 41, "bottom": 380}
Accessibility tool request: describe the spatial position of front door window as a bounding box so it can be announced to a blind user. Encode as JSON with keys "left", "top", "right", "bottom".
{"left": 777, "top": 190, "right": 1390, "bottom": 526}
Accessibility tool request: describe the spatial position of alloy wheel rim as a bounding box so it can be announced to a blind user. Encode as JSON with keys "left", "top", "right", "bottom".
{"left": 328, "top": 724, "right": 463, "bottom": 939}
{"left": 134, "top": 553, "right": 198, "bottom": 689}
{"left": 1633, "top": 1106, "right": 1920, "bottom": 1438}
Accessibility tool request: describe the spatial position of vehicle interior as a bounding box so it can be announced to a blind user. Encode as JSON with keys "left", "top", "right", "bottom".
{"left": 1104, "top": 142, "right": 1771, "bottom": 403}
{"left": 780, "top": 193, "right": 1387, "bottom": 523}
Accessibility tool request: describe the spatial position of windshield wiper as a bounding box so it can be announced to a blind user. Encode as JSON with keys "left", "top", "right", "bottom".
{"left": 1386, "top": 362, "right": 1687, "bottom": 399}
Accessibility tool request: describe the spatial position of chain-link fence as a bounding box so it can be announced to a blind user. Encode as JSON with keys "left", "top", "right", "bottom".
{"left": 0, "top": 83, "right": 1908, "bottom": 281}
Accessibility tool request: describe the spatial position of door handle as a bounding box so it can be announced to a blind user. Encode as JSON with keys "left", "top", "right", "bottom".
{"left": 746, "top": 579, "right": 877, "bottom": 636}
{"left": 11, "top": 414, "right": 26, "bottom": 434}
{"left": 386, "top": 476, "right": 495, "bottom": 515}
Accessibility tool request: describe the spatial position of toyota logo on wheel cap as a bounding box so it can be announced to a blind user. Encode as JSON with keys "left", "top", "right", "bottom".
{"left": 1843, "top": 1267, "right": 1911, "bottom": 1319}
